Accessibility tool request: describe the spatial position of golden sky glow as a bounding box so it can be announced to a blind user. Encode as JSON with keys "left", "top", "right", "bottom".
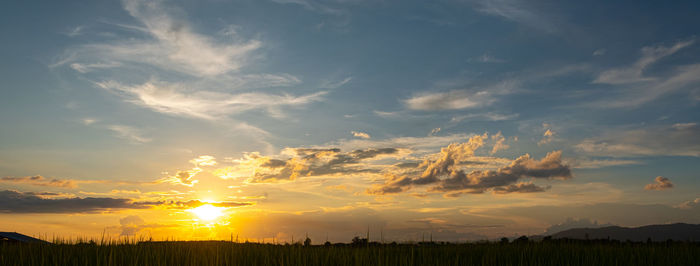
{"left": 1, "top": 0, "right": 700, "bottom": 245}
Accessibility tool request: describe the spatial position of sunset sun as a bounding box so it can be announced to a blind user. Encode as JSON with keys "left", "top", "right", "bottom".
{"left": 189, "top": 204, "right": 224, "bottom": 221}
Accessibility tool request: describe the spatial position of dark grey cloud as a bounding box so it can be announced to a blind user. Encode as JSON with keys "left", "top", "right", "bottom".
{"left": 0, "top": 190, "right": 253, "bottom": 213}
{"left": 0, "top": 190, "right": 142, "bottom": 213}
{"left": 492, "top": 182, "right": 550, "bottom": 194}
{"left": 1, "top": 175, "right": 77, "bottom": 188}
{"left": 133, "top": 199, "right": 254, "bottom": 209}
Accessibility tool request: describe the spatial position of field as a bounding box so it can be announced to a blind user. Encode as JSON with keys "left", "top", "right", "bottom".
{"left": 1, "top": 240, "right": 699, "bottom": 266}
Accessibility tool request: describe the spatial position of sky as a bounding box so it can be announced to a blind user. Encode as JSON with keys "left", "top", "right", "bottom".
{"left": 0, "top": 0, "right": 699, "bottom": 243}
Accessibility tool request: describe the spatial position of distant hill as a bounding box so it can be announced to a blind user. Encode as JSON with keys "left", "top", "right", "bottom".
{"left": 550, "top": 223, "right": 700, "bottom": 242}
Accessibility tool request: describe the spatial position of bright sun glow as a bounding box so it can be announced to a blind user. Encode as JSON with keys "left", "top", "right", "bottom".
{"left": 189, "top": 204, "right": 224, "bottom": 221}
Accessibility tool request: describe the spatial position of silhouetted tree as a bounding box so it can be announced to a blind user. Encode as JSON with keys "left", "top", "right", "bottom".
{"left": 304, "top": 237, "right": 312, "bottom": 246}
{"left": 351, "top": 236, "right": 368, "bottom": 246}
{"left": 514, "top": 236, "right": 529, "bottom": 244}
{"left": 500, "top": 237, "right": 509, "bottom": 244}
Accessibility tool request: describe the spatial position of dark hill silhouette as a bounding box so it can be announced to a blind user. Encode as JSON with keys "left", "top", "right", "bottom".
{"left": 550, "top": 223, "right": 700, "bottom": 242}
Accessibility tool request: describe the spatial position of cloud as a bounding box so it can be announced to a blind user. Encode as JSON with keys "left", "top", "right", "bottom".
{"left": 492, "top": 182, "right": 550, "bottom": 194}
{"left": 590, "top": 40, "right": 700, "bottom": 108}
{"left": 369, "top": 149, "right": 571, "bottom": 195}
{"left": 0, "top": 190, "right": 144, "bottom": 213}
{"left": 246, "top": 147, "right": 402, "bottom": 182}
{"left": 404, "top": 90, "right": 495, "bottom": 111}
{"left": 96, "top": 80, "right": 325, "bottom": 121}
{"left": 106, "top": 124, "right": 151, "bottom": 143}
{"left": 0, "top": 176, "right": 77, "bottom": 189}
{"left": 430, "top": 150, "right": 571, "bottom": 194}
{"left": 490, "top": 131, "right": 509, "bottom": 154}
{"left": 645, "top": 176, "right": 674, "bottom": 191}
{"left": 0, "top": 189, "right": 254, "bottom": 214}
{"left": 365, "top": 131, "right": 572, "bottom": 196}
{"left": 119, "top": 0, "right": 263, "bottom": 77}
{"left": 138, "top": 199, "right": 253, "bottom": 209}
{"left": 351, "top": 131, "right": 371, "bottom": 139}
{"left": 82, "top": 118, "right": 98, "bottom": 125}
{"left": 158, "top": 169, "right": 201, "bottom": 187}
{"left": 270, "top": 0, "right": 345, "bottom": 16}
{"left": 320, "top": 77, "right": 352, "bottom": 89}
{"left": 538, "top": 128, "right": 555, "bottom": 145}
{"left": 473, "top": 53, "right": 505, "bottom": 63}
{"left": 428, "top": 127, "right": 441, "bottom": 136}
{"left": 63, "top": 25, "right": 85, "bottom": 37}
{"left": 678, "top": 198, "right": 700, "bottom": 209}
{"left": 190, "top": 155, "right": 217, "bottom": 167}
{"left": 54, "top": 0, "right": 324, "bottom": 135}
{"left": 450, "top": 112, "right": 519, "bottom": 123}
{"left": 594, "top": 40, "right": 693, "bottom": 85}
{"left": 576, "top": 123, "right": 700, "bottom": 157}
{"left": 472, "top": 0, "right": 556, "bottom": 32}
{"left": 119, "top": 215, "right": 145, "bottom": 235}
{"left": 593, "top": 49, "right": 606, "bottom": 56}
{"left": 567, "top": 158, "right": 642, "bottom": 169}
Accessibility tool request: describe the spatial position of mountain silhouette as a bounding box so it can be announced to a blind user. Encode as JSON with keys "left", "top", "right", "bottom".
{"left": 550, "top": 223, "right": 700, "bottom": 242}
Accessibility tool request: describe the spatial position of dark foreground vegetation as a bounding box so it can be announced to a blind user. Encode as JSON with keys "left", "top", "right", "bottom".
{"left": 2, "top": 239, "right": 699, "bottom": 266}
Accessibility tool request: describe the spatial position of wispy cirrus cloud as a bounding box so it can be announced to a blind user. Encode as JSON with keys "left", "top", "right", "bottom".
{"left": 405, "top": 80, "right": 518, "bottom": 111}
{"left": 0, "top": 176, "right": 77, "bottom": 189}
{"left": 95, "top": 80, "right": 326, "bottom": 121}
{"left": 590, "top": 40, "right": 700, "bottom": 108}
{"left": 105, "top": 124, "right": 152, "bottom": 143}
{"left": 54, "top": 0, "right": 326, "bottom": 135}
{"left": 471, "top": 0, "right": 557, "bottom": 32}
{"left": 576, "top": 123, "right": 700, "bottom": 157}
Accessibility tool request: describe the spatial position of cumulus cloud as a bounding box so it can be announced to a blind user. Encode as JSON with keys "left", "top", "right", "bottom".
{"left": 351, "top": 131, "right": 371, "bottom": 139}
{"left": 490, "top": 131, "right": 509, "bottom": 154}
{"left": 538, "top": 123, "right": 556, "bottom": 145}
{"left": 645, "top": 176, "right": 674, "bottom": 191}
{"left": 158, "top": 169, "right": 201, "bottom": 187}
{"left": 430, "top": 150, "right": 571, "bottom": 194}
{"left": 366, "top": 132, "right": 572, "bottom": 196}
{"left": 246, "top": 147, "right": 402, "bottom": 182}
{"left": 0, "top": 176, "right": 77, "bottom": 188}
{"left": 190, "top": 155, "right": 217, "bottom": 167}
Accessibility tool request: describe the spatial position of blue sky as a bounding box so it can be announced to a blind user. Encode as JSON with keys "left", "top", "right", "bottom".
{"left": 0, "top": 0, "right": 699, "bottom": 241}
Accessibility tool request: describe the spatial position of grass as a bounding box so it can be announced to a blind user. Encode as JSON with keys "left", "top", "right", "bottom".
{"left": 1, "top": 239, "right": 699, "bottom": 265}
